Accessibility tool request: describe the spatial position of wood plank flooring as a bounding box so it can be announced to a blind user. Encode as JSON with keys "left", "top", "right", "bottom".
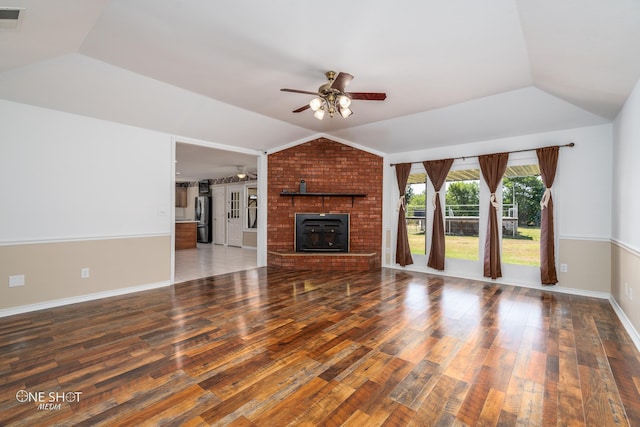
{"left": 1, "top": 267, "right": 640, "bottom": 426}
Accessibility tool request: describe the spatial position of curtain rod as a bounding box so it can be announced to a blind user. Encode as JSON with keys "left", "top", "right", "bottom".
{"left": 389, "top": 142, "right": 575, "bottom": 167}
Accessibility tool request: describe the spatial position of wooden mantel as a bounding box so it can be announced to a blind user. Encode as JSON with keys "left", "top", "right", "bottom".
{"left": 280, "top": 192, "right": 366, "bottom": 207}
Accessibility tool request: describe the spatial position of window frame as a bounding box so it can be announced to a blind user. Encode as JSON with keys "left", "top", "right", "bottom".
{"left": 244, "top": 182, "right": 258, "bottom": 232}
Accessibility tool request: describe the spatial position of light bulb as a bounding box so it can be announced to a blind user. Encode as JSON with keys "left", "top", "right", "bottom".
{"left": 309, "top": 97, "right": 323, "bottom": 111}
{"left": 314, "top": 108, "right": 325, "bottom": 120}
{"left": 339, "top": 106, "right": 353, "bottom": 118}
{"left": 338, "top": 95, "right": 351, "bottom": 108}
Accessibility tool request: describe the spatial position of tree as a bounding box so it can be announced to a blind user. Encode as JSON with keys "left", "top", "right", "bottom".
{"left": 404, "top": 184, "right": 415, "bottom": 205}
{"left": 407, "top": 191, "right": 426, "bottom": 216}
{"left": 445, "top": 181, "right": 480, "bottom": 216}
{"left": 502, "top": 176, "right": 544, "bottom": 226}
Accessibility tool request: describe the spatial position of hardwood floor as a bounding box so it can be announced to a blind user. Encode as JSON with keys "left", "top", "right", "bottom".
{"left": 1, "top": 268, "right": 639, "bottom": 426}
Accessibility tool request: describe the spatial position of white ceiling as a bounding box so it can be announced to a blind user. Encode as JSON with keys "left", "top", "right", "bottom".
{"left": 175, "top": 143, "right": 257, "bottom": 182}
{"left": 1, "top": 0, "right": 639, "bottom": 168}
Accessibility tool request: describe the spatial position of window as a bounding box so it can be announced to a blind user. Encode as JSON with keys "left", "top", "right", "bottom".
{"left": 444, "top": 168, "right": 480, "bottom": 261}
{"left": 246, "top": 185, "right": 257, "bottom": 230}
{"left": 501, "top": 164, "right": 542, "bottom": 266}
{"left": 229, "top": 189, "right": 241, "bottom": 219}
{"left": 398, "top": 157, "right": 547, "bottom": 274}
{"left": 405, "top": 173, "right": 427, "bottom": 255}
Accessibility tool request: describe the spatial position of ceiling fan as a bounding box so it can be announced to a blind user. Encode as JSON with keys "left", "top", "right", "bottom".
{"left": 235, "top": 166, "right": 257, "bottom": 179}
{"left": 281, "top": 71, "right": 386, "bottom": 120}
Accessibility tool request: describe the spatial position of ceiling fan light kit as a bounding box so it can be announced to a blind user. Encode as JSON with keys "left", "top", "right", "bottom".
{"left": 235, "top": 166, "right": 248, "bottom": 179}
{"left": 281, "top": 71, "right": 386, "bottom": 120}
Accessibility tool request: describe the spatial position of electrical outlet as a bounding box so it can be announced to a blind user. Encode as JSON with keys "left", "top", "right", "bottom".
{"left": 625, "top": 282, "right": 629, "bottom": 296}
{"left": 560, "top": 264, "right": 568, "bottom": 273}
{"left": 81, "top": 268, "right": 90, "bottom": 279}
{"left": 9, "top": 274, "right": 25, "bottom": 287}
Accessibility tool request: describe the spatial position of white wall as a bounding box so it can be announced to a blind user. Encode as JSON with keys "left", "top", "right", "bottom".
{"left": 0, "top": 100, "right": 172, "bottom": 243}
{"left": 384, "top": 124, "right": 613, "bottom": 290}
{"left": 611, "top": 77, "right": 640, "bottom": 343}
{"left": 556, "top": 126, "right": 612, "bottom": 240}
{"left": 0, "top": 100, "right": 173, "bottom": 314}
{"left": 613, "top": 78, "right": 640, "bottom": 250}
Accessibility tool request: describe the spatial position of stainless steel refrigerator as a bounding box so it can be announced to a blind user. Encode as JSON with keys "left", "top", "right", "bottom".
{"left": 195, "top": 196, "right": 212, "bottom": 243}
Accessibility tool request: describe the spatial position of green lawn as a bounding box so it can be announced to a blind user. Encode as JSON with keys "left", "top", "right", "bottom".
{"left": 445, "top": 236, "right": 479, "bottom": 261}
{"left": 408, "top": 227, "right": 540, "bottom": 266}
{"left": 502, "top": 227, "right": 540, "bottom": 266}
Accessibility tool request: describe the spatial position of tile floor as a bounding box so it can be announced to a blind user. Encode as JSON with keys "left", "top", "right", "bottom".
{"left": 174, "top": 243, "right": 258, "bottom": 282}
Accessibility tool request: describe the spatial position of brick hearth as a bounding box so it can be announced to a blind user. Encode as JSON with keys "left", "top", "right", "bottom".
{"left": 267, "top": 138, "right": 383, "bottom": 270}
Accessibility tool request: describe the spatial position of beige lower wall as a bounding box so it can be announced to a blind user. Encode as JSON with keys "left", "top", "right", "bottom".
{"left": 558, "top": 238, "right": 611, "bottom": 293}
{"left": 0, "top": 235, "right": 171, "bottom": 310}
{"left": 612, "top": 242, "right": 640, "bottom": 335}
{"left": 243, "top": 231, "right": 257, "bottom": 247}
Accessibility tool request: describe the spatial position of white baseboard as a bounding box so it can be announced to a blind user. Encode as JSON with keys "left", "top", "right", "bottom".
{"left": 609, "top": 296, "right": 640, "bottom": 352}
{"left": 552, "top": 286, "right": 610, "bottom": 299}
{"left": 0, "top": 280, "right": 172, "bottom": 318}
{"left": 388, "top": 265, "right": 610, "bottom": 298}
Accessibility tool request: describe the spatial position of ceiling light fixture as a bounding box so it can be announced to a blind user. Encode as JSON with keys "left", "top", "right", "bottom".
{"left": 282, "top": 71, "right": 385, "bottom": 121}
{"left": 236, "top": 166, "right": 247, "bottom": 179}
{"left": 307, "top": 73, "right": 354, "bottom": 120}
{"left": 308, "top": 93, "right": 353, "bottom": 120}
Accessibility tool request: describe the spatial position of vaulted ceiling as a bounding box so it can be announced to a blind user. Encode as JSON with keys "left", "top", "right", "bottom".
{"left": 1, "top": 0, "right": 639, "bottom": 156}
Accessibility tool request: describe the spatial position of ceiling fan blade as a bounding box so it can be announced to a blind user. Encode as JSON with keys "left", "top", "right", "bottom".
{"left": 347, "top": 92, "right": 387, "bottom": 101}
{"left": 293, "top": 104, "right": 311, "bottom": 113}
{"left": 331, "top": 72, "right": 354, "bottom": 92}
{"left": 281, "top": 88, "right": 319, "bottom": 96}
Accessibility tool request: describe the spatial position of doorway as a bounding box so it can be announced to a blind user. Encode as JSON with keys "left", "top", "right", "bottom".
{"left": 173, "top": 141, "right": 263, "bottom": 282}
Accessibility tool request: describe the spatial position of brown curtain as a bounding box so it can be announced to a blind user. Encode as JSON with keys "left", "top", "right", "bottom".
{"left": 395, "top": 163, "right": 413, "bottom": 266}
{"left": 479, "top": 153, "right": 509, "bottom": 279}
{"left": 537, "top": 146, "right": 559, "bottom": 285}
{"left": 423, "top": 159, "right": 454, "bottom": 270}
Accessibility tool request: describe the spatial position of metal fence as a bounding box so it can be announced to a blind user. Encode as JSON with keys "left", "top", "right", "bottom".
{"left": 405, "top": 203, "right": 520, "bottom": 236}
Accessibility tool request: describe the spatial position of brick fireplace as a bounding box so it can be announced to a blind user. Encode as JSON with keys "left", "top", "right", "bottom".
{"left": 267, "top": 138, "right": 383, "bottom": 271}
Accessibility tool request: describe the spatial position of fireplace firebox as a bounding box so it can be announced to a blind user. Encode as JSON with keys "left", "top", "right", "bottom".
{"left": 295, "top": 213, "right": 349, "bottom": 253}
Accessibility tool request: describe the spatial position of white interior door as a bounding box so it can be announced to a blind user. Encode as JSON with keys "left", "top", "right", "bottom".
{"left": 213, "top": 187, "right": 226, "bottom": 245}
{"left": 227, "top": 185, "right": 243, "bottom": 247}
